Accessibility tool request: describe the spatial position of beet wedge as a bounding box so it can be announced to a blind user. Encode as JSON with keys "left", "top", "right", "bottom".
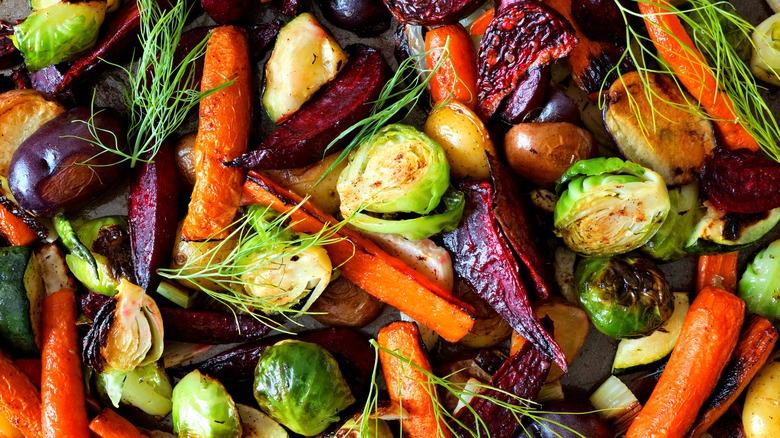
{"left": 382, "top": 0, "right": 483, "bottom": 25}
{"left": 443, "top": 180, "right": 566, "bottom": 369}
{"left": 227, "top": 44, "right": 391, "bottom": 171}
{"left": 128, "top": 144, "right": 179, "bottom": 292}
{"left": 450, "top": 340, "right": 551, "bottom": 437}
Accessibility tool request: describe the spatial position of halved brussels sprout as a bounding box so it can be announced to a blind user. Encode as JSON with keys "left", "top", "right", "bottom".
{"left": 642, "top": 183, "right": 701, "bottom": 262}
{"left": 575, "top": 254, "right": 674, "bottom": 339}
{"left": 337, "top": 124, "right": 450, "bottom": 218}
{"left": 738, "top": 239, "right": 780, "bottom": 324}
{"left": 96, "top": 363, "right": 173, "bottom": 418}
{"left": 554, "top": 157, "right": 670, "bottom": 256}
{"left": 254, "top": 340, "right": 355, "bottom": 436}
{"left": 172, "top": 370, "right": 241, "bottom": 438}
{"left": 11, "top": 1, "right": 107, "bottom": 72}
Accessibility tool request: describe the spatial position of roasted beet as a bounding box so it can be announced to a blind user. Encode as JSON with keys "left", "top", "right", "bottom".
{"left": 499, "top": 66, "right": 551, "bottom": 124}
{"left": 533, "top": 85, "right": 581, "bottom": 124}
{"left": 8, "top": 107, "right": 128, "bottom": 216}
{"left": 476, "top": 0, "right": 577, "bottom": 119}
{"left": 0, "top": 21, "right": 21, "bottom": 70}
{"left": 383, "top": 0, "right": 483, "bottom": 25}
{"left": 200, "top": 0, "right": 249, "bottom": 24}
{"left": 316, "top": 0, "right": 390, "bottom": 36}
{"left": 571, "top": 0, "right": 625, "bottom": 43}
{"left": 228, "top": 44, "right": 391, "bottom": 170}
{"left": 701, "top": 148, "right": 780, "bottom": 214}
{"left": 525, "top": 399, "right": 613, "bottom": 438}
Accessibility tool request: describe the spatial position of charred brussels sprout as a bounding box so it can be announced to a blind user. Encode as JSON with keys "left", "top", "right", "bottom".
{"left": 575, "top": 255, "right": 674, "bottom": 339}
{"left": 11, "top": 1, "right": 107, "bottom": 72}
{"left": 738, "top": 239, "right": 780, "bottom": 324}
{"left": 554, "top": 157, "right": 670, "bottom": 256}
{"left": 172, "top": 369, "right": 241, "bottom": 438}
{"left": 254, "top": 340, "right": 355, "bottom": 436}
{"left": 338, "top": 124, "right": 450, "bottom": 217}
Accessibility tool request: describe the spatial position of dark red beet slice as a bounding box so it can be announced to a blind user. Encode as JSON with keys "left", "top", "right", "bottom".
{"left": 228, "top": 44, "right": 391, "bottom": 170}
{"left": 442, "top": 181, "right": 566, "bottom": 369}
{"left": 476, "top": 0, "right": 577, "bottom": 119}
{"left": 498, "top": 65, "right": 551, "bottom": 124}
{"left": 128, "top": 144, "right": 180, "bottom": 293}
{"left": 701, "top": 148, "right": 780, "bottom": 214}
{"left": 382, "top": 0, "right": 483, "bottom": 26}
{"left": 450, "top": 341, "right": 550, "bottom": 437}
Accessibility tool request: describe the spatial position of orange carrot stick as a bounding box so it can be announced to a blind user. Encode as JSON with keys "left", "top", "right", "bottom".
{"left": 241, "top": 172, "right": 475, "bottom": 342}
{"left": 0, "top": 203, "right": 37, "bottom": 246}
{"left": 638, "top": 0, "right": 758, "bottom": 151}
{"left": 468, "top": 8, "right": 494, "bottom": 36}
{"left": 425, "top": 24, "right": 479, "bottom": 108}
{"left": 182, "top": 25, "right": 252, "bottom": 241}
{"left": 697, "top": 252, "right": 738, "bottom": 293}
{"left": 626, "top": 286, "right": 745, "bottom": 437}
{"left": 377, "top": 322, "right": 452, "bottom": 438}
{"left": 13, "top": 359, "right": 41, "bottom": 388}
{"left": 41, "top": 288, "right": 89, "bottom": 438}
{"left": 0, "top": 351, "right": 42, "bottom": 438}
{"left": 89, "top": 408, "right": 147, "bottom": 438}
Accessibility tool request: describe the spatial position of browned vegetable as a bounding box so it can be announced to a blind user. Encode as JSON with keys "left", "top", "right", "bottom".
{"left": 263, "top": 152, "right": 348, "bottom": 216}
{"left": 498, "top": 66, "right": 550, "bottom": 124}
{"left": 310, "top": 277, "right": 384, "bottom": 327}
{"left": 0, "top": 90, "right": 64, "bottom": 177}
{"left": 382, "top": 0, "right": 482, "bottom": 25}
{"left": 504, "top": 122, "right": 597, "bottom": 188}
{"left": 174, "top": 132, "right": 197, "bottom": 188}
{"left": 452, "top": 280, "right": 512, "bottom": 349}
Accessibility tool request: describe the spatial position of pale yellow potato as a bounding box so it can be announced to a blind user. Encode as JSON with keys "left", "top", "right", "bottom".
{"left": 0, "top": 89, "right": 65, "bottom": 177}
{"left": 264, "top": 152, "right": 347, "bottom": 216}
{"left": 744, "top": 352, "right": 780, "bottom": 438}
{"left": 423, "top": 101, "right": 496, "bottom": 181}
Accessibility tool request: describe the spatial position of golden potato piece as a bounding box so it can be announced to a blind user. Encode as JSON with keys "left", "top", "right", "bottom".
{"left": 0, "top": 89, "right": 65, "bottom": 177}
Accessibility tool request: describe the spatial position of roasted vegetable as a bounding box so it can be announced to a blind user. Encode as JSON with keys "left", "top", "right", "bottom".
{"left": 315, "top": 0, "right": 390, "bottom": 36}
{"left": 571, "top": 0, "right": 624, "bottom": 43}
{"left": 310, "top": 277, "right": 384, "bottom": 327}
{"left": 263, "top": 13, "right": 347, "bottom": 124}
{"left": 686, "top": 0, "right": 751, "bottom": 64}
{"left": 743, "top": 350, "right": 780, "bottom": 438}
{"left": 173, "top": 369, "right": 241, "bottom": 438}
{"left": 685, "top": 204, "right": 780, "bottom": 255}
{"left": 0, "top": 90, "right": 64, "bottom": 177}
{"left": 554, "top": 157, "right": 670, "bottom": 256}
{"left": 96, "top": 363, "right": 173, "bottom": 418}
{"left": 253, "top": 340, "right": 355, "bottom": 436}
{"left": 751, "top": 13, "right": 780, "bottom": 85}
{"left": 701, "top": 147, "right": 780, "bottom": 214}
{"left": 738, "top": 239, "right": 780, "bottom": 324}
{"left": 11, "top": 1, "right": 106, "bottom": 72}
{"left": 264, "top": 152, "right": 348, "bottom": 216}
{"left": 576, "top": 254, "right": 674, "bottom": 339}
{"left": 200, "top": 0, "right": 249, "bottom": 24}
{"left": 604, "top": 72, "right": 716, "bottom": 186}
{"left": 642, "top": 183, "right": 700, "bottom": 262}
{"left": 382, "top": 0, "right": 482, "bottom": 25}
{"left": 526, "top": 399, "right": 613, "bottom": 438}
{"left": 498, "top": 66, "right": 551, "bottom": 124}
{"left": 0, "top": 246, "right": 43, "bottom": 357}
{"left": 8, "top": 107, "right": 128, "bottom": 216}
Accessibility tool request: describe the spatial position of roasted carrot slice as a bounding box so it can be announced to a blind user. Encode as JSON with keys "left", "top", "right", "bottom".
{"left": 241, "top": 172, "right": 475, "bottom": 342}
{"left": 425, "top": 24, "right": 479, "bottom": 108}
{"left": 626, "top": 286, "right": 745, "bottom": 437}
{"left": 89, "top": 408, "right": 147, "bottom": 438}
{"left": 13, "top": 359, "right": 41, "bottom": 388}
{"left": 468, "top": 8, "right": 494, "bottom": 36}
{"left": 378, "top": 322, "right": 452, "bottom": 438}
{"left": 0, "top": 350, "right": 42, "bottom": 438}
{"left": 182, "top": 25, "right": 252, "bottom": 240}
{"left": 638, "top": 0, "right": 758, "bottom": 151}
{"left": 697, "top": 252, "right": 738, "bottom": 293}
{"left": 0, "top": 203, "right": 37, "bottom": 246}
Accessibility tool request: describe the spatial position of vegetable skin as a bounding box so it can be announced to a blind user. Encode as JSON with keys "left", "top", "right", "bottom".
{"left": 425, "top": 24, "right": 478, "bottom": 107}
{"left": 89, "top": 408, "right": 147, "bottom": 438}
{"left": 0, "top": 350, "right": 42, "bottom": 438}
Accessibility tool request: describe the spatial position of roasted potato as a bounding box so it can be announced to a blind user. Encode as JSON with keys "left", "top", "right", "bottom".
{"left": 604, "top": 71, "right": 716, "bottom": 186}
{"left": 0, "top": 89, "right": 65, "bottom": 177}
{"left": 175, "top": 132, "right": 197, "bottom": 188}
{"left": 504, "top": 122, "right": 596, "bottom": 187}
{"left": 264, "top": 152, "right": 347, "bottom": 217}
{"left": 743, "top": 351, "right": 780, "bottom": 438}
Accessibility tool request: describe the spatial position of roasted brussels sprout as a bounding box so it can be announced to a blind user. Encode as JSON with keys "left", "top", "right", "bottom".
{"left": 11, "top": 1, "right": 107, "bottom": 72}
{"left": 642, "top": 183, "right": 701, "bottom": 262}
{"left": 751, "top": 13, "right": 780, "bottom": 85}
{"left": 96, "top": 363, "right": 173, "bottom": 418}
{"left": 738, "top": 239, "right": 780, "bottom": 324}
{"left": 254, "top": 340, "right": 355, "bottom": 436}
{"left": 338, "top": 124, "right": 450, "bottom": 218}
{"left": 172, "top": 369, "right": 241, "bottom": 438}
{"left": 575, "top": 255, "right": 674, "bottom": 339}
{"left": 554, "top": 157, "right": 670, "bottom": 256}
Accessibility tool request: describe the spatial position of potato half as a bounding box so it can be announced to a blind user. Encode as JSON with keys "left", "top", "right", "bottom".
{"left": 604, "top": 72, "right": 716, "bottom": 186}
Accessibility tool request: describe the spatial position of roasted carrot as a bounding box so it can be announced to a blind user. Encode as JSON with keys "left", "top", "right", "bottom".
{"left": 89, "top": 408, "right": 148, "bottom": 438}
{"left": 697, "top": 252, "right": 738, "bottom": 293}
{"left": 425, "top": 24, "right": 479, "bottom": 108}
{"left": 378, "top": 322, "right": 452, "bottom": 438}
{"left": 181, "top": 25, "right": 252, "bottom": 241}
{"left": 0, "top": 203, "right": 37, "bottom": 246}
{"left": 13, "top": 359, "right": 41, "bottom": 387}
{"left": 626, "top": 286, "right": 745, "bottom": 438}
{"left": 0, "top": 350, "right": 42, "bottom": 438}
{"left": 41, "top": 288, "right": 89, "bottom": 438}
{"left": 688, "top": 314, "right": 778, "bottom": 438}
{"left": 241, "top": 172, "right": 475, "bottom": 343}
{"left": 468, "top": 8, "right": 494, "bottom": 36}
{"left": 638, "top": 0, "right": 759, "bottom": 151}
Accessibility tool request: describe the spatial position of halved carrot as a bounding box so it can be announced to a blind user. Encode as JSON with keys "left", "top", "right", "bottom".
{"left": 468, "top": 8, "right": 494, "bottom": 36}
{"left": 0, "top": 350, "right": 42, "bottom": 438}
{"left": 697, "top": 252, "right": 738, "bottom": 293}
{"left": 638, "top": 0, "right": 759, "bottom": 151}
{"left": 626, "top": 286, "right": 745, "bottom": 437}
{"left": 425, "top": 24, "right": 479, "bottom": 108}
{"left": 89, "top": 408, "right": 147, "bottom": 438}
{"left": 181, "top": 25, "right": 252, "bottom": 241}
{"left": 13, "top": 359, "right": 41, "bottom": 388}
{"left": 41, "top": 288, "right": 89, "bottom": 438}
{"left": 0, "top": 203, "right": 37, "bottom": 246}
{"left": 241, "top": 171, "right": 475, "bottom": 342}
{"left": 377, "top": 322, "right": 452, "bottom": 438}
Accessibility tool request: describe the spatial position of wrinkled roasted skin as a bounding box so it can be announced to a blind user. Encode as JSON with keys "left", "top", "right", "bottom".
{"left": 382, "top": 0, "right": 482, "bottom": 26}
{"left": 701, "top": 148, "right": 780, "bottom": 214}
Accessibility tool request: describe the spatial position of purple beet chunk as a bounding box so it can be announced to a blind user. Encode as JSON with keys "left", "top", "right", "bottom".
{"left": 201, "top": 0, "right": 250, "bottom": 23}
{"left": 499, "top": 65, "right": 551, "bottom": 124}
